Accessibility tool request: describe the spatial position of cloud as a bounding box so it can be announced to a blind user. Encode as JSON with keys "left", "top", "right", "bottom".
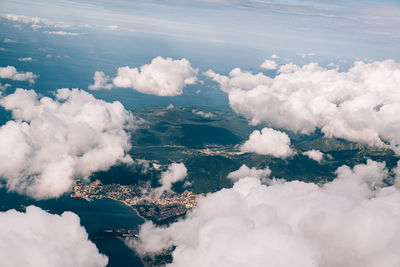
{"left": 296, "top": 52, "right": 316, "bottom": 58}
{"left": 0, "top": 66, "right": 38, "bottom": 84}
{"left": 240, "top": 127, "right": 294, "bottom": 158}
{"left": 107, "top": 25, "right": 119, "bottom": 30}
{"left": 18, "top": 57, "right": 33, "bottom": 62}
{"left": 260, "top": 59, "right": 277, "bottom": 70}
{"left": 133, "top": 160, "right": 400, "bottom": 267}
{"left": 0, "top": 88, "right": 137, "bottom": 199}
{"left": 227, "top": 164, "right": 271, "bottom": 182}
{"left": 205, "top": 60, "right": 400, "bottom": 152}
{"left": 1, "top": 13, "right": 71, "bottom": 29}
{"left": 88, "top": 71, "right": 114, "bottom": 90}
{"left": 0, "top": 205, "right": 108, "bottom": 267}
{"left": 271, "top": 54, "right": 280, "bottom": 59}
{"left": 113, "top": 56, "right": 198, "bottom": 96}
{"left": 3, "top": 38, "right": 17, "bottom": 43}
{"left": 192, "top": 109, "right": 214, "bottom": 118}
{"left": 0, "top": 82, "right": 11, "bottom": 92}
{"left": 302, "top": 150, "right": 323, "bottom": 162}
{"left": 155, "top": 163, "right": 187, "bottom": 196}
{"left": 44, "top": 31, "right": 81, "bottom": 36}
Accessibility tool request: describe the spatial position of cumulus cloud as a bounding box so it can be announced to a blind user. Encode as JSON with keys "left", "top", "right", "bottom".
{"left": 0, "top": 205, "right": 108, "bottom": 267}
{"left": 240, "top": 127, "right": 294, "bottom": 158}
{"left": 44, "top": 31, "right": 81, "bottom": 36}
{"left": 88, "top": 71, "right": 114, "bottom": 90}
{"left": 205, "top": 60, "right": 400, "bottom": 152}
{"left": 271, "top": 54, "right": 280, "bottom": 59}
{"left": 0, "top": 88, "right": 136, "bottom": 199}
{"left": 227, "top": 164, "right": 271, "bottom": 182}
{"left": 260, "top": 59, "right": 277, "bottom": 70}
{"left": 1, "top": 13, "right": 71, "bottom": 29}
{"left": 0, "top": 66, "right": 38, "bottom": 84}
{"left": 133, "top": 160, "right": 400, "bottom": 267}
{"left": 192, "top": 109, "right": 214, "bottom": 118}
{"left": 303, "top": 149, "right": 323, "bottom": 162}
{"left": 113, "top": 56, "right": 198, "bottom": 96}
{"left": 18, "top": 57, "right": 32, "bottom": 62}
{"left": 155, "top": 163, "right": 187, "bottom": 196}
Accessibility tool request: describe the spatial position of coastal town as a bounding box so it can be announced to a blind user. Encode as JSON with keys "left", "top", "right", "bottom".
{"left": 71, "top": 180, "right": 198, "bottom": 224}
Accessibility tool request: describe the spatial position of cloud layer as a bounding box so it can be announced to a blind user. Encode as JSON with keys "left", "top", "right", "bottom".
{"left": 0, "top": 205, "right": 108, "bottom": 267}
{"left": 133, "top": 160, "right": 400, "bottom": 267}
{"left": 205, "top": 60, "right": 400, "bottom": 152}
{"left": 90, "top": 57, "right": 198, "bottom": 96}
{"left": 0, "top": 66, "right": 38, "bottom": 84}
{"left": 0, "top": 88, "right": 136, "bottom": 199}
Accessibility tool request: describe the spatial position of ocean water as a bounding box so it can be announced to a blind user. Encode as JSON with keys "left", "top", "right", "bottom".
{"left": 0, "top": 189, "right": 144, "bottom": 266}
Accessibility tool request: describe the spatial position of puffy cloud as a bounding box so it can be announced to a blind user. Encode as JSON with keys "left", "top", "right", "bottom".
{"left": 0, "top": 88, "right": 136, "bottom": 199}
{"left": 260, "top": 59, "right": 277, "bottom": 70}
{"left": 0, "top": 205, "right": 108, "bottom": 267}
{"left": 1, "top": 13, "right": 71, "bottom": 29}
{"left": 88, "top": 71, "right": 114, "bottom": 90}
{"left": 44, "top": 31, "right": 81, "bottom": 36}
{"left": 240, "top": 127, "right": 294, "bottom": 158}
{"left": 18, "top": 57, "right": 33, "bottom": 62}
{"left": 155, "top": 163, "right": 187, "bottom": 196}
{"left": 205, "top": 60, "right": 400, "bottom": 152}
{"left": 192, "top": 109, "right": 214, "bottom": 118}
{"left": 133, "top": 160, "right": 400, "bottom": 267}
{"left": 227, "top": 164, "right": 271, "bottom": 182}
{"left": 0, "top": 66, "right": 38, "bottom": 84}
{"left": 271, "top": 54, "right": 280, "bottom": 59}
{"left": 113, "top": 56, "right": 198, "bottom": 96}
{"left": 302, "top": 150, "right": 323, "bottom": 162}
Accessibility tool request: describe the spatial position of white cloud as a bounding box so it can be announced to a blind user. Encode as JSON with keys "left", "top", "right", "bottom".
{"left": 3, "top": 38, "right": 17, "bottom": 43}
{"left": 296, "top": 52, "right": 316, "bottom": 59}
{"left": 1, "top": 13, "right": 71, "bottom": 29}
{"left": 0, "top": 82, "right": 11, "bottom": 92}
{"left": 113, "top": 56, "right": 198, "bottom": 96}
{"left": 155, "top": 163, "right": 187, "bottom": 196}
{"left": 133, "top": 160, "right": 400, "bottom": 267}
{"left": 44, "top": 31, "right": 81, "bottom": 36}
{"left": 205, "top": 60, "right": 400, "bottom": 152}
{"left": 18, "top": 57, "right": 33, "bottom": 62}
{"left": 192, "top": 109, "right": 214, "bottom": 118}
{"left": 107, "top": 25, "right": 119, "bottom": 30}
{"left": 0, "top": 205, "right": 108, "bottom": 267}
{"left": 302, "top": 150, "right": 323, "bottom": 162}
{"left": 88, "top": 71, "right": 114, "bottom": 90}
{"left": 260, "top": 59, "right": 277, "bottom": 70}
{"left": 227, "top": 164, "right": 271, "bottom": 182}
{"left": 0, "top": 66, "right": 38, "bottom": 84}
{"left": 240, "top": 127, "right": 294, "bottom": 158}
{"left": 166, "top": 104, "right": 174, "bottom": 109}
{"left": 0, "top": 88, "right": 137, "bottom": 199}
{"left": 271, "top": 54, "right": 280, "bottom": 59}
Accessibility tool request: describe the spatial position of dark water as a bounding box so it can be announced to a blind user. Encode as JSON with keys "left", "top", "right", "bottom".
{"left": 0, "top": 189, "right": 144, "bottom": 266}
